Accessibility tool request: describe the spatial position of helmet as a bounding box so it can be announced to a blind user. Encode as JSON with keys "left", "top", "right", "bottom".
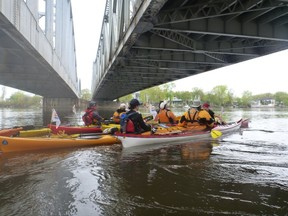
{"left": 88, "top": 101, "right": 97, "bottom": 108}
{"left": 159, "top": 101, "right": 168, "bottom": 109}
{"left": 191, "top": 97, "right": 201, "bottom": 108}
{"left": 119, "top": 103, "right": 126, "bottom": 109}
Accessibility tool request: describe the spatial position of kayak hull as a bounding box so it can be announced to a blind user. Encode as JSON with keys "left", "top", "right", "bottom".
{"left": 117, "top": 119, "right": 243, "bottom": 148}
{"left": 47, "top": 124, "right": 102, "bottom": 135}
{"left": 0, "top": 135, "right": 119, "bottom": 153}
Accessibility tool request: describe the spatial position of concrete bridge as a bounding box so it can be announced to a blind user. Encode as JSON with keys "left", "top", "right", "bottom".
{"left": 92, "top": 0, "right": 288, "bottom": 101}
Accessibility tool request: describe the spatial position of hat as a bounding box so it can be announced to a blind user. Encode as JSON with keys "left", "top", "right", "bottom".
{"left": 191, "top": 98, "right": 201, "bottom": 108}
{"left": 88, "top": 100, "right": 97, "bottom": 108}
{"left": 202, "top": 103, "right": 210, "bottom": 108}
{"left": 119, "top": 103, "right": 126, "bottom": 109}
{"left": 159, "top": 101, "right": 168, "bottom": 109}
{"left": 129, "top": 99, "right": 142, "bottom": 107}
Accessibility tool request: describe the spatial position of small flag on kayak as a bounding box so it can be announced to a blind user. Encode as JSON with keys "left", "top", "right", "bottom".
{"left": 72, "top": 104, "right": 77, "bottom": 115}
{"left": 51, "top": 108, "right": 61, "bottom": 129}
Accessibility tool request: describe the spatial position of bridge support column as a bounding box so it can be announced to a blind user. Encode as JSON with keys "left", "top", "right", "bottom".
{"left": 42, "top": 97, "right": 80, "bottom": 113}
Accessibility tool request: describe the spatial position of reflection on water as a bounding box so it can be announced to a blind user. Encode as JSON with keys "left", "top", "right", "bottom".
{"left": 181, "top": 142, "right": 213, "bottom": 160}
{"left": 0, "top": 108, "right": 288, "bottom": 215}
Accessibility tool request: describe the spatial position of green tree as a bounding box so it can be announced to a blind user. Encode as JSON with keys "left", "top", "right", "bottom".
{"left": 9, "top": 92, "right": 28, "bottom": 108}
{"left": 211, "top": 85, "right": 233, "bottom": 106}
{"left": 174, "top": 91, "right": 192, "bottom": 104}
{"left": 241, "top": 91, "right": 253, "bottom": 107}
{"left": 30, "top": 95, "right": 42, "bottom": 106}
{"left": 161, "top": 83, "right": 176, "bottom": 102}
{"left": 7, "top": 91, "right": 42, "bottom": 108}
{"left": 274, "top": 91, "right": 288, "bottom": 106}
{"left": 252, "top": 93, "right": 274, "bottom": 100}
{"left": 119, "top": 94, "right": 133, "bottom": 103}
{"left": 80, "top": 89, "right": 91, "bottom": 100}
{"left": 191, "top": 87, "right": 204, "bottom": 101}
{"left": 139, "top": 86, "right": 164, "bottom": 104}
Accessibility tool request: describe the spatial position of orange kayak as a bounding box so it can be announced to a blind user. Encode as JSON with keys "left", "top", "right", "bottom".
{"left": 0, "top": 134, "right": 119, "bottom": 153}
{"left": 0, "top": 127, "right": 23, "bottom": 137}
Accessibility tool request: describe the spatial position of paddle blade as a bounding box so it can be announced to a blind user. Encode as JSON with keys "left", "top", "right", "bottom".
{"left": 211, "top": 130, "right": 222, "bottom": 139}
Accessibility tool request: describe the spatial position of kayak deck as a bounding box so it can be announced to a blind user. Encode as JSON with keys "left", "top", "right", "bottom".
{"left": 47, "top": 124, "right": 102, "bottom": 135}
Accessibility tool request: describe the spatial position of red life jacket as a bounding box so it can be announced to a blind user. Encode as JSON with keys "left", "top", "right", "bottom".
{"left": 82, "top": 108, "right": 95, "bottom": 126}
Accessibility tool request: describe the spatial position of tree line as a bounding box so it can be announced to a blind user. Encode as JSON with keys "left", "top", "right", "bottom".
{"left": 119, "top": 84, "right": 288, "bottom": 108}
{"left": 0, "top": 92, "right": 42, "bottom": 108}
{"left": 1, "top": 85, "right": 287, "bottom": 108}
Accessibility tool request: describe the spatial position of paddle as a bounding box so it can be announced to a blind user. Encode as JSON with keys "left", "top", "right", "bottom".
{"left": 71, "top": 126, "right": 119, "bottom": 138}
{"left": 243, "top": 129, "right": 274, "bottom": 133}
{"left": 210, "top": 130, "right": 222, "bottom": 139}
{"left": 143, "top": 115, "right": 153, "bottom": 122}
{"left": 13, "top": 125, "right": 35, "bottom": 130}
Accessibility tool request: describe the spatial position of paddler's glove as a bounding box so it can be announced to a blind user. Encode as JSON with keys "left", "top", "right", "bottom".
{"left": 151, "top": 127, "right": 157, "bottom": 134}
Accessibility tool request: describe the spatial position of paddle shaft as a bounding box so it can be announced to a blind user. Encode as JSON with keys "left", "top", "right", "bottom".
{"left": 13, "top": 125, "right": 35, "bottom": 130}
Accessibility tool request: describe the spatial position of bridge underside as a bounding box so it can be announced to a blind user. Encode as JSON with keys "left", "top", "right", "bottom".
{"left": 0, "top": 9, "right": 78, "bottom": 98}
{"left": 94, "top": 0, "right": 288, "bottom": 101}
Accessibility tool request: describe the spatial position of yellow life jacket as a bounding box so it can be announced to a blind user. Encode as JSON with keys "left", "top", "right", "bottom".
{"left": 178, "top": 108, "right": 214, "bottom": 129}
{"left": 113, "top": 111, "right": 125, "bottom": 123}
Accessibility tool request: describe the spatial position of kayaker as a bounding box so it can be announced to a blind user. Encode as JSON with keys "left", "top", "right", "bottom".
{"left": 149, "top": 105, "right": 157, "bottom": 119}
{"left": 202, "top": 102, "right": 226, "bottom": 125}
{"left": 112, "top": 103, "right": 127, "bottom": 123}
{"left": 82, "top": 101, "right": 104, "bottom": 126}
{"left": 120, "top": 99, "right": 151, "bottom": 134}
{"left": 178, "top": 98, "right": 214, "bottom": 130}
{"left": 156, "top": 100, "right": 164, "bottom": 114}
{"left": 154, "top": 101, "right": 177, "bottom": 124}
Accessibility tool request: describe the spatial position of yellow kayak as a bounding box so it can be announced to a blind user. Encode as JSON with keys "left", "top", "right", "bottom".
{"left": 18, "top": 128, "right": 52, "bottom": 137}
{"left": 0, "top": 135, "right": 120, "bottom": 153}
{"left": 101, "top": 123, "right": 120, "bottom": 131}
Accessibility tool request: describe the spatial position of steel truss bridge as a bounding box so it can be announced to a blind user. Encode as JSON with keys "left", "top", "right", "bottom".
{"left": 92, "top": 0, "right": 288, "bottom": 101}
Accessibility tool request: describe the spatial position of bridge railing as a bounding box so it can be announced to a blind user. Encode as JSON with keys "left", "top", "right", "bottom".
{"left": 0, "top": 0, "right": 80, "bottom": 96}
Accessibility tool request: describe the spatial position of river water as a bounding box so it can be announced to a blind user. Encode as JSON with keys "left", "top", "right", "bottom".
{"left": 0, "top": 108, "right": 288, "bottom": 215}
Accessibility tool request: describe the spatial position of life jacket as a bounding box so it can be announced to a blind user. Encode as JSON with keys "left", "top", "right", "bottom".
{"left": 120, "top": 112, "right": 136, "bottom": 133}
{"left": 82, "top": 108, "right": 95, "bottom": 126}
{"left": 113, "top": 109, "right": 126, "bottom": 123}
{"left": 178, "top": 108, "right": 214, "bottom": 129}
{"left": 186, "top": 108, "right": 200, "bottom": 126}
{"left": 157, "top": 109, "right": 174, "bottom": 124}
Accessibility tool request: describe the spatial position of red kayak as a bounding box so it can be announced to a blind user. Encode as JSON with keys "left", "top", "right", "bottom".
{"left": 47, "top": 124, "right": 102, "bottom": 135}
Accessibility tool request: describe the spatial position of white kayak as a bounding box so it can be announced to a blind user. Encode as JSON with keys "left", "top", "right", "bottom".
{"left": 116, "top": 119, "right": 244, "bottom": 148}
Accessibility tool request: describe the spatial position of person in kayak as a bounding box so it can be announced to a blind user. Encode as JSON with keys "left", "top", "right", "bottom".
{"left": 178, "top": 98, "right": 214, "bottom": 130}
{"left": 149, "top": 105, "right": 157, "bottom": 120}
{"left": 202, "top": 102, "right": 226, "bottom": 125}
{"left": 154, "top": 101, "right": 177, "bottom": 124}
{"left": 112, "top": 103, "right": 127, "bottom": 123}
{"left": 82, "top": 101, "right": 104, "bottom": 126}
{"left": 121, "top": 99, "right": 151, "bottom": 134}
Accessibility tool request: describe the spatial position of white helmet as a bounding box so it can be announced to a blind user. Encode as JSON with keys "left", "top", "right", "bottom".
{"left": 119, "top": 103, "right": 126, "bottom": 109}
{"left": 159, "top": 101, "right": 168, "bottom": 109}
